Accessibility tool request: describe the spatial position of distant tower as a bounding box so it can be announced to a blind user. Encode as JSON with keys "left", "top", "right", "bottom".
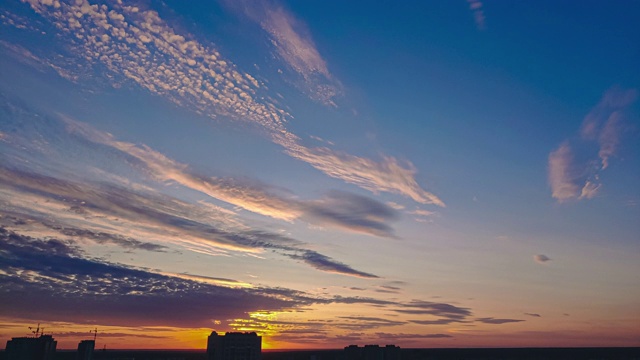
{"left": 77, "top": 328, "right": 97, "bottom": 360}
{"left": 5, "top": 325, "right": 57, "bottom": 360}
{"left": 206, "top": 331, "right": 261, "bottom": 360}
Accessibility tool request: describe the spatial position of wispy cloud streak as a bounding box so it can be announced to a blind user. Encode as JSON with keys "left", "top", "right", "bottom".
{"left": 224, "top": 0, "right": 342, "bottom": 106}
{"left": 59, "top": 114, "right": 401, "bottom": 237}
{"left": 0, "top": 228, "right": 485, "bottom": 333}
{"left": 0, "top": 166, "right": 377, "bottom": 278}
{"left": 476, "top": 317, "right": 524, "bottom": 324}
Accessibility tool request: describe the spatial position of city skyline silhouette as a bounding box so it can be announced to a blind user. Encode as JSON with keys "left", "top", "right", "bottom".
{"left": 1, "top": 0, "right": 639, "bottom": 351}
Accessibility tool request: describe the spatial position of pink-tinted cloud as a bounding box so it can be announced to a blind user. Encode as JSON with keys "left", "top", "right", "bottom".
{"left": 467, "top": 0, "right": 486, "bottom": 30}
{"left": 548, "top": 143, "right": 579, "bottom": 201}
{"left": 548, "top": 87, "right": 637, "bottom": 202}
{"left": 282, "top": 141, "right": 445, "bottom": 207}
{"left": 224, "top": 0, "right": 342, "bottom": 106}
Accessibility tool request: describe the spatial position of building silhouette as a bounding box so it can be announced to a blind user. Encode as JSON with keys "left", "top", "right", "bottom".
{"left": 343, "top": 345, "right": 401, "bottom": 360}
{"left": 207, "top": 331, "right": 261, "bottom": 360}
{"left": 5, "top": 335, "right": 57, "bottom": 360}
{"left": 77, "top": 340, "right": 95, "bottom": 360}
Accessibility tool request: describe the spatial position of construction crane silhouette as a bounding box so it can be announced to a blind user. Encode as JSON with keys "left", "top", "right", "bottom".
{"left": 28, "top": 324, "right": 43, "bottom": 338}
{"left": 90, "top": 328, "right": 98, "bottom": 341}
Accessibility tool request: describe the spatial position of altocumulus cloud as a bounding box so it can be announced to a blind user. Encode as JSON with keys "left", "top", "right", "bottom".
{"left": 9, "top": 0, "right": 443, "bottom": 208}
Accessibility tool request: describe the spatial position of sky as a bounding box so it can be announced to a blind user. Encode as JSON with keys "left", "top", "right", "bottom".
{"left": 0, "top": 0, "right": 639, "bottom": 350}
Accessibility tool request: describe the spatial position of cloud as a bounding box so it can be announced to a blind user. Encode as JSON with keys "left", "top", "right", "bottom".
{"left": 579, "top": 180, "right": 600, "bottom": 200}
{"left": 0, "top": 237, "right": 483, "bottom": 341}
{"left": 580, "top": 87, "right": 638, "bottom": 141}
{"left": 303, "top": 191, "right": 399, "bottom": 238}
{"left": 476, "top": 317, "right": 524, "bottom": 324}
{"left": 409, "top": 208, "right": 437, "bottom": 223}
{"left": 336, "top": 316, "right": 407, "bottom": 330}
{"left": 548, "top": 143, "right": 580, "bottom": 201}
{"left": 0, "top": 165, "right": 377, "bottom": 278}
{"left": 0, "top": 228, "right": 304, "bottom": 327}
{"left": 227, "top": 315, "right": 388, "bottom": 339}
{"left": 524, "top": 313, "right": 541, "bottom": 318}
{"left": 374, "top": 285, "right": 402, "bottom": 294}
{"left": 394, "top": 301, "right": 472, "bottom": 321}
{"left": 224, "top": 0, "right": 342, "bottom": 106}
{"left": 51, "top": 226, "right": 169, "bottom": 253}
{"left": 334, "top": 334, "right": 362, "bottom": 342}
{"left": 0, "top": 41, "right": 78, "bottom": 82}
{"left": 0, "top": 100, "right": 389, "bottom": 278}
{"left": 374, "top": 332, "right": 453, "bottom": 339}
{"left": 534, "top": 254, "right": 551, "bottom": 264}
{"left": 467, "top": 0, "right": 486, "bottom": 30}
{"left": 0, "top": 96, "right": 393, "bottom": 278}
{"left": 598, "top": 112, "right": 623, "bottom": 170}
{"left": 548, "top": 87, "right": 637, "bottom": 202}
{"left": 282, "top": 143, "right": 445, "bottom": 207}
{"left": 53, "top": 332, "right": 166, "bottom": 339}
{"left": 287, "top": 250, "right": 378, "bottom": 279}
{"left": 53, "top": 109, "right": 403, "bottom": 238}
{"left": 13, "top": 0, "right": 442, "bottom": 207}
{"left": 410, "top": 319, "right": 462, "bottom": 325}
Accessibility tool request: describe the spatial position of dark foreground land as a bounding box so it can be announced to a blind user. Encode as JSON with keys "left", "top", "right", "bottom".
{"left": 2, "top": 348, "right": 640, "bottom": 360}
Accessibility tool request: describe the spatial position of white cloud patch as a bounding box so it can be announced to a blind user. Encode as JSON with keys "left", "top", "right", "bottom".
{"left": 548, "top": 87, "right": 637, "bottom": 202}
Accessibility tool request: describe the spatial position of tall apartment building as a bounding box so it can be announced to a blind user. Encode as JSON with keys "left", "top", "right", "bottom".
{"left": 76, "top": 340, "right": 95, "bottom": 360}
{"left": 5, "top": 335, "right": 57, "bottom": 360}
{"left": 206, "top": 331, "right": 261, "bottom": 360}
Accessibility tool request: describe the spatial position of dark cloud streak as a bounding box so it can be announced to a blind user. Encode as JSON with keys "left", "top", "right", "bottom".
{"left": 0, "top": 228, "right": 304, "bottom": 327}
{"left": 0, "top": 165, "right": 377, "bottom": 278}
{"left": 476, "top": 317, "right": 525, "bottom": 324}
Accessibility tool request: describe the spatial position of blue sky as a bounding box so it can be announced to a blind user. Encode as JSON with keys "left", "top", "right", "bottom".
{"left": 1, "top": 0, "right": 639, "bottom": 349}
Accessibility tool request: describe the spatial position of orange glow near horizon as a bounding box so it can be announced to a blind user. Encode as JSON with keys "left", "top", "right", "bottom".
{"left": 2, "top": 320, "right": 639, "bottom": 350}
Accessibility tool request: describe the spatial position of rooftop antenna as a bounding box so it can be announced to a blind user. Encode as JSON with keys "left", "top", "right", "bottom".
{"left": 29, "top": 324, "right": 41, "bottom": 338}
{"left": 90, "top": 328, "right": 98, "bottom": 342}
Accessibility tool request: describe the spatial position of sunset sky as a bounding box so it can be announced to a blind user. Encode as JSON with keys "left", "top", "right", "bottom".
{"left": 1, "top": 0, "right": 639, "bottom": 350}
